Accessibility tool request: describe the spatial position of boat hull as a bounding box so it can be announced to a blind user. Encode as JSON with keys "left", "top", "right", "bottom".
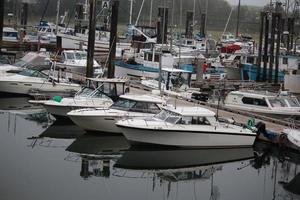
{"left": 69, "top": 113, "right": 155, "bottom": 134}
{"left": 118, "top": 126, "right": 256, "bottom": 148}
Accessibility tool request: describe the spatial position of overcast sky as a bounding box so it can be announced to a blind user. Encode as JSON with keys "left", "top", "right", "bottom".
{"left": 226, "top": 0, "right": 270, "bottom": 6}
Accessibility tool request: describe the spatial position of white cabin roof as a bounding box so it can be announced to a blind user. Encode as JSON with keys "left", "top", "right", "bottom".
{"left": 120, "top": 94, "right": 165, "bottom": 104}
{"left": 228, "top": 90, "right": 279, "bottom": 98}
{"left": 87, "top": 77, "right": 129, "bottom": 83}
{"left": 162, "top": 68, "right": 191, "bottom": 73}
{"left": 165, "top": 106, "right": 215, "bottom": 117}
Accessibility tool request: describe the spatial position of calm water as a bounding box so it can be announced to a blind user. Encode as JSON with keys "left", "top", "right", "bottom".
{"left": 0, "top": 97, "right": 300, "bottom": 200}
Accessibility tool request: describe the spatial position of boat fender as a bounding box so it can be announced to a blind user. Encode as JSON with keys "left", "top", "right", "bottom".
{"left": 247, "top": 118, "right": 255, "bottom": 129}
{"left": 53, "top": 96, "right": 63, "bottom": 103}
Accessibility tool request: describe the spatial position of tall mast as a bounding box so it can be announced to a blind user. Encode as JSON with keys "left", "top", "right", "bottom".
{"left": 55, "top": 0, "right": 61, "bottom": 34}
{"left": 193, "top": 0, "right": 196, "bottom": 31}
{"left": 149, "top": 0, "right": 153, "bottom": 26}
{"left": 204, "top": 0, "right": 208, "bottom": 36}
{"left": 236, "top": 0, "right": 241, "bottom": 37}
{"left": 129, "top": 0, "right": 133, "bottom": 24}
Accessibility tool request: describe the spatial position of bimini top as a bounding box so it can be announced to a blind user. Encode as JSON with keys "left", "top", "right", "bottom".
{"left": 120, "top": 94, "right": 165, "bottom": 104}
{"left": 164, "top": 106, "right": 215, "bottom": 117}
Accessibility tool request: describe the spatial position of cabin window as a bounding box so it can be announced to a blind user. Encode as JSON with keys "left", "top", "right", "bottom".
{"left": 242, "top": 97, "right": 268, "bottom": 107}
{"left": 148, "top": 54, "right": 153, "bottom": 61}
{"left": 246, "top": 57, "right": 255, "bottom": 64}
{"left": 187, "top": 41, "right": 193, "bottom": 45}
{"left": 111, "top": 99, "right": 136, "bottom": 110}
{"left": 286, "top": 98, "right": 300, "bottom": 107}
{"left": 268, "top": 98, "right": 288, "bottom": 107}
{"left": 148, "top": 103, "right": 161, "bottom": 113}
{"left": 165, "top": 116, "right": 181, "bottom": 124}
{"left": 191, "top": 117, "right": 210, "bottom": 125}
{"left": 154, "top": 55, "right": 160, "bottom": 62}
{"left": 130, "top": 102, "right": 161, "bottom": 113}
{"left": 282, "top": 57, "right": 288, "bottom": 65}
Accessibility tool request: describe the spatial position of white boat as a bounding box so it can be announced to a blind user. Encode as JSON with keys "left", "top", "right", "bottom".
{"left": 2, "top": 27, "right": 19, "bottom": 42}
{"left": 42, "top": 78, "right": 129, "bottom": 117}
{"left": 224, "top": 90, "right": 300, "bottom": 118}
{"left": 116, "top": 106, "right": 257, "bottom": 148}
{"left": 67, "top": 94, "right": 165, "bottom": 133}
{"left": 284, "top": 70, "right": 300, "bottom": 94}
{"left": 56, "top": 50, "right": 103, "bottom": 76}
{"left": 0, "top": 66, "right": 81, "bottom": 96}
{"left": 42, "top": 87, "right": 113, "bottom": 117}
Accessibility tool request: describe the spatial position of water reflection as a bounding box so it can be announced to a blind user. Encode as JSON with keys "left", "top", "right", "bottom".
{"left": 0, "top": 96, "right": 300, "bottom": 200}
{"left": 28, "top": 119, "right": 85, "bottom": 149}
{"left": 66, "top": 134, "right": 130, "bottom": 179}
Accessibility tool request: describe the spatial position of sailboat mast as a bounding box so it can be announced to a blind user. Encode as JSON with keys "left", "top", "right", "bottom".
{"left": 193, "top": 0, "right": 196, "bottom": 31}
{"left": 55, "top": 0, "right": 61, "bottom": 34}
{"left": 236, "top": 0, "right": 241, "bottom": 37}
{"left": 149, "top": 0, "right": 153, "bottom": 26}
{"left": 129, "top": 0, "right": 133, "bottom": 24}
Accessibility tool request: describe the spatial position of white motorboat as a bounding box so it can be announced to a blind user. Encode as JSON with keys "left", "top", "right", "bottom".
{"left": 67, "top": 94, "right": 165, "bottom": 133}
{"left": 57, "top": 50, "right": 103, "bottom": 76}
{"left": 42, "top": 87, "right": 113, "bottom": 117}
{"left": 0, "top": 66, "right": 81, "bottom": 96}
{"left": 116, "top": 106, "right": 257, "bottom": 148}
{"left": 224, "top": 90, "right": 300, "bottom": 118}
{"left": 41, "top": 78, "right": 129, "bottom": 117}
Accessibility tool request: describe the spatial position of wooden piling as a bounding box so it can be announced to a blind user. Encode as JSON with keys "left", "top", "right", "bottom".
{"left": 262, "top": 14, "right": 269, "bottom": 82}
{"left": 275, "top": 13, "right": 281, "bottom": 84}
{"left": 256, "top": 12, "right": 265, "bottom": 82}
{"left": 268, "top": 13, "right": 276, "bottom": 83}
{"left": 107, "top": 0, "right": 119, "bottom": 78}
{"left": 0, "top": 0, "right": 4, "bottom": 45}
{"left": 86, "top": 0, "right": 96, "bottom": 78}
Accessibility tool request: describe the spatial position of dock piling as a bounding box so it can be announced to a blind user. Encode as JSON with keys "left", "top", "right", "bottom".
{"left": 107, "top": 0, "right": 119, "bottom": 78}
{"left": 86, "top": 0, "right": 96, "bottom": 78}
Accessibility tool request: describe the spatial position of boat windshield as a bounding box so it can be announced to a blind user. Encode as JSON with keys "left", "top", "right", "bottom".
{"left": 268, "top": 98, "right": 289, "bottom": 108}
{"left": 76, "top": 87, "right": 94, "bottom": 97}
{"left": 155, "top": 110, "right": 181, "bottom": 124}
{"left": 285, "top": 97, "right": 300, "bottom": 107}
{"left": 14, "top": 60, "right": 28, "bottom": 67}
{"left": 65, "top": 52, "right": 75, "bottom": 60}
{"left": 111, "top": 98, "right": 137, "bottom": 110}
{"left": 18, "top": 69, "right": 48, "bottom": 79}
{"left": 111, "top": 98, "right": 161, "bottom": 113}
{"left": 75, "top": 52, "right": 87, "bottom": 60}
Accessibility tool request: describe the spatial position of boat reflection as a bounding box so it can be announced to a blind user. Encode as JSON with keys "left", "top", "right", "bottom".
{"left": 0, "top": 97, "right": 53, "bottom": 135}
{"left": 113, "top": 147, "right": 254, "bottom": 199}
{"left": 28, "top": 119, "right": 84, "bottom": 148}
{"left": 65, "top": 134, "right": 130, "bottom": 179}
{"left": 253, "top": 141, "right": 300, "bottom": 199}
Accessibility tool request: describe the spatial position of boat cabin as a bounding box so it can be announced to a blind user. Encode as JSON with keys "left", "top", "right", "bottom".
{"left": 2, "top": 27, "right": 19, "bottom": 42}
{"left": 224, "top": 90, "right": 300, "bottom": 110}
{"left": 155, "top": 106, "right": 217, "bottom": 125}
{"left": 110, "top": 94, "right": 165, "bottom": 114}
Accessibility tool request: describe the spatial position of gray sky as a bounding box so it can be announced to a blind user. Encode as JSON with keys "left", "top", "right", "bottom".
{"left": 226, "top": 0, "right": 269, "bottom": 6}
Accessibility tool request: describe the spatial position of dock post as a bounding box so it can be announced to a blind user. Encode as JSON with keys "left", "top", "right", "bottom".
{"left": 256, "top": 12, "right": 265, "bottom": 82}
{"left": 86, "top": 0, "right": 96, "bottom": 78}
{"left": 275, "top": 13, "right": 281, "bottom": 84}
{"left": 263, "top": 13, "right": 269, "bottom": 82}
{"left": 157, "top": 7, "right": 168, "bottom": 44}
{"left": 268, "top": 13, "right": 276, "bottom": 83}
{"left": 20, "top": 2, "right": 28, "bottom": 30}
{"left": 185, "top": 11, "right": 193, "bottom": 39}
{"left": 107, "top": 0, "right": 119, "bottom": 78}
{"left": 0, "top": 0, "right": 4, "bottom": 47}
{"left": 199, "top": 13, "right": 206, "bottom": 37}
